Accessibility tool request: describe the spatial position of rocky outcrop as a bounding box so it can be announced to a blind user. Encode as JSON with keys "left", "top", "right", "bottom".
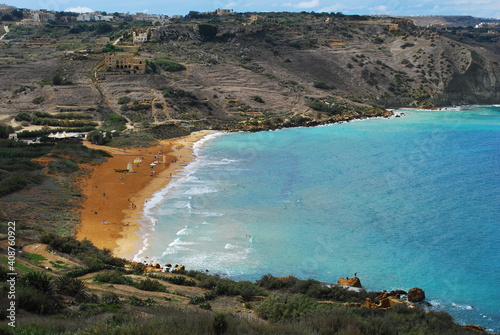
{"left": 362, "top": 297, "right": 410, "bottom": 309}
{"left": 337, "top": 277, "right": 362, "bottom": 288}
{"left": 438, "top": 51, "right": 500, "bottom": 106}
{"left": 463, "top": 324, "right": 486, "bottom": 332}
{"left": 407, "top": 287, "right": 426, "bottom": 302}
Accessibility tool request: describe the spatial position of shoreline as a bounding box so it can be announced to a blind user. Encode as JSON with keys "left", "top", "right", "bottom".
{"left": 77, "top": 105, "right": 485, "bottom": 258}
{"left": 77, "top": 113, "right": 400, "bottom": 260}
{"left": 77, "top": 130, "right": 217, "bottom": 259}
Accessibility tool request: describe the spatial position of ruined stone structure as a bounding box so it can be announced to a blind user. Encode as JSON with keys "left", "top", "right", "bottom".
{"left": 103, "top": 52, "right": 147, "bottom": 74}
{"left": 133, "top": 31, "right": 148, "bottom": 44}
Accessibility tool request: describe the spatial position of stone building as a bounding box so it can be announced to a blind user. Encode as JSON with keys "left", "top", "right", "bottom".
{"left": 103, "top": 52, "right": 147, "bottom": 74}
{"left": 216, "top": 9, "right": 233, "bottom": 16}
{"left": 133, "top": 31, "right": 148, "bottom": 44}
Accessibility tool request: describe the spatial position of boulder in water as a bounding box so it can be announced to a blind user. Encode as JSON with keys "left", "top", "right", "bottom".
{"left": 408, "top": 287, "right": 425, "bottom": 302}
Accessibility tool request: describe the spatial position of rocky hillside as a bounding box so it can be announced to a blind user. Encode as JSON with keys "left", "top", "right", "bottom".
{"left": 0, "top": 12, "right": 498, "bottom": 134}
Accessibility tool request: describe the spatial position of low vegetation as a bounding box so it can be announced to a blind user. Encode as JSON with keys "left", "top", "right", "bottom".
{"left": 0, "top": 140, "right": 109, "bottom": 205}
{"left": 148, "top": 59, "right": 186, "bottom": 72}
{"left": 0, "top": 257, "right": 478, "bottom": 334}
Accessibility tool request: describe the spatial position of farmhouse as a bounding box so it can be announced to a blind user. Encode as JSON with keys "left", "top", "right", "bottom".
{"left": 103, "top": 53, "right": 147, "bottom": 74}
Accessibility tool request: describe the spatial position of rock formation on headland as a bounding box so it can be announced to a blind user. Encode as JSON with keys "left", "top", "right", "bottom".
{"left": 337, "top": 276, "right": 362, "bottom": 288}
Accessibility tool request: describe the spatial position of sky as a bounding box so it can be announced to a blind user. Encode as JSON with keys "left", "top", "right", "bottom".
{"left": 6, "top": 0, "right": 500, "bottom": 19}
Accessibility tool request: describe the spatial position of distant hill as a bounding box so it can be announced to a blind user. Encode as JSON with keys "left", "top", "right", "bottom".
{"left": 0, "top": 10, "right": 499, "bottom": 134}
{"left": 396, "top": 15, "right": 500, "bottom": 27}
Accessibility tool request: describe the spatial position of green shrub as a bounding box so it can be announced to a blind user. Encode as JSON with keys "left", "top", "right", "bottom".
{"left": 55, "top": 275, "right": 88, "bottom": 301}
{"left": 257, "top": 274, "right": 298, "bottom": 290}
{"left": 154, "top": 60, "right": 186, "bottom": 72}
{"left": 401, "top": 42, "right": 415, "bottom": 49}
{"left": 87, "top": 130, "right": 111, "bottom": 145}
{"left": 313, "top": 81, "right": 335, "bottom": 90}
{"left": 251, "top": 95, "right": 265, "bottom": 103}
{"left": 128, "top": 102, "right": 150, "bottom": 111}
{"left": 189, "top": 296, "right": 206, "bottom": 305}
{"left": 17, "top": 287, "right": 61, "bottom": 315}
{"left": 0, "top": 171, "right": 45, "bottom": 197}
{"left": 21, "top": 271, "right": 54, "bottom": 293}
{"left": 133, "top": 278, "right": 167, "bottom": 292}
{"left": 32, "top": 96, "right": 45, "bottom": 104}
{"left": 102, "top": 43, "right": 123, "bottom": 53}
{"left": 198, "top": 24, "right": 218, "bottom": 41}
{"left": 65, "top": 264, "right": 116, "bottom": 278}
{"left": 117, "top": 96, "right": 131, "bottom": 104}
{"left": 48, "top": 158, "right": 79, "bottom": 173}
{"left": 148, "top": 274, "right": 196, "bottom": 286}
{"left": 0, "top": 123, "right": 14, "bottom": 139}
{"left": 100, "top": 113, "right": 128, "bottom": 132}
{"left": 40, "top": 232, "right": 124, "bottom": 267}
{"left": 199, "top": 302, "right": 212, "bottom": 310}
{"left": 101, "top": 292, "right": 120, "bottom": 305}
{"left": 95, "top": 271, "right": 134, "bottom": 285}
{"left": 213, "top": 313, "right": 227, "bottom": 335}
{"left": 255, "top": 294, "right": 319, "bottom": 322}
{"left": 15, "top": 112, "right": 31, "bottom": 122}
{"left": 204, "top": 290, "right": 218, "bottom": 301}
{"left": 126, "top": 296, "right": 156, "bottom": 307}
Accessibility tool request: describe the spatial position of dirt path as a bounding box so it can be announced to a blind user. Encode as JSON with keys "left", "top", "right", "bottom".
{"left": 0, "top": 25, "right": 9, "bottom": 40}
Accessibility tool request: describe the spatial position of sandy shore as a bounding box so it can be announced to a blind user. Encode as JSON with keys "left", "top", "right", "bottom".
{"left": 77, "top": 130, "right": 216, "bottom": 259}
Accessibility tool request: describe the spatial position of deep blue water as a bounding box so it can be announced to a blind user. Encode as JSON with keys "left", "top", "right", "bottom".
{"left": 133, "top": 106, "right": 500, "bottom": 331}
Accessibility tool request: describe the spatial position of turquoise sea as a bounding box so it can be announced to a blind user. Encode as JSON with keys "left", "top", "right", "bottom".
{"left": 133, "top": 106, "right": 500, "bottom": 332}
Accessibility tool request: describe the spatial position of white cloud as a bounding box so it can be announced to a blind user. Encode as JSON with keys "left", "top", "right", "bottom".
{"left": 284, "top": 0, "right": 320, "bottom": 9}
{"left": 65, "top": 6, "right": 93, "bottom": 13}
{"left": 296, "top": 0, "right": 320, "bottom": 8}
{"left": 371, "top": 5, "right": 388, "bottom": 12}
{"left": 318, "top": 3, "right": 347, "bottom": 13}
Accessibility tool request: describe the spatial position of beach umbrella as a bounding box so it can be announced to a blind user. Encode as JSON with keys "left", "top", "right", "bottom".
{"left": 127, "top": 161, "right": 134, "bottom": 173}
{"left": 133, "top": 158, "right": 142, "bottom": 164}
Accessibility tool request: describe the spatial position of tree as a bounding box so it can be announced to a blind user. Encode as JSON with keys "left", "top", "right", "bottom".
{"left": 12, "top": 9, "right": 23, "bottom": 19}
{"left": 102, "top": 42, "right": 123, "bottom": 53}
{"left": 2, "top": 14, "right": 13, "bottom": 21}
{"left": 0, "top": 123, "right": 14, "bottom": 139}
{"left": 87, "top": 130, "right": 110, "bottom": 145}
{"left": 198, "top": 24, "right": 218, "bottom": 41}
{"left": 188, "top": 11, "right": 201, "bottom": 19}
{"left": 52, "top": 73, "right": 63, "bottom": 85}
{"left": 94, "top": 22, "right": 113, "bottom": 34}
